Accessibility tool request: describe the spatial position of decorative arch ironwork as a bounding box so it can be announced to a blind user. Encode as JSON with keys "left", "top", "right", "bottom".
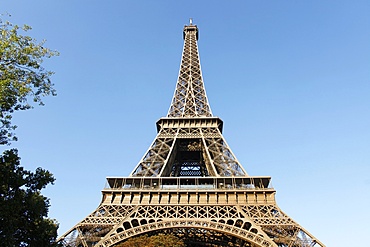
{"left": 98, "top": 219, "right": 277, "bottom": 247}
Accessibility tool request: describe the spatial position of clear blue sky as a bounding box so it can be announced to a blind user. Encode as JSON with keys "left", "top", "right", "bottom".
{"left": 2, "top": 1, "right": 370, "bottom": 246}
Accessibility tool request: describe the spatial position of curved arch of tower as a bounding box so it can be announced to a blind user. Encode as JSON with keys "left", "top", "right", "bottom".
{"left": 57, "top": 21, "right": 325, "bottom": 247}
{"left": 100, "top": 218, "right": 276, "bottom": 247}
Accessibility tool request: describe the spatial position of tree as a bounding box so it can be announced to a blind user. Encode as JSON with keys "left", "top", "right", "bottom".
{"left": 0, "top": 15, "right": 59, "bottom": 246}
{"left": 148, "top": 234, "right": 185, "bottom": 247}
{"left": 0, "top": 15, "right": 59, "bottom": 145}
{"left": 0, "top": 149, "right": 59, "bottom": 246}
{"left": 115, "top": 234, "right": 185, "bottom": 247}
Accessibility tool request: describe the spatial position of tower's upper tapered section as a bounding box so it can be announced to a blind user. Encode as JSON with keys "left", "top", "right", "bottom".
{"left": 167, "top": 22, "right": 213, "bottom": 118}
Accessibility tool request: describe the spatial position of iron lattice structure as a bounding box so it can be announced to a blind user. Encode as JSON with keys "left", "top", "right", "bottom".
{"left": 58, "top": 21, "right": 325, "bottom": 247}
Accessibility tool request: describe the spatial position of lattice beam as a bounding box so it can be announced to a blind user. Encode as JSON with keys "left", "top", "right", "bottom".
{"left": 167, "top": 24, "right": 212, "bottom": 117}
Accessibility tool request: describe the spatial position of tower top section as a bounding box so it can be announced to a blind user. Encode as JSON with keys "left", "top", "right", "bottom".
{"left": 167, "top": 21, "right": 212, "bottom": 117}
{"left": 183, "top": 19, "right": 198, "bottom": 40}
{"left": 130, "top": 22, "right": 246, "bottom": 178}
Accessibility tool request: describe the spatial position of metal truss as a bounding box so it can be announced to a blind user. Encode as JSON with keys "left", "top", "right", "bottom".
{"left": 57, "top": 21, "right": 325, "bottom": 247}
{"left": 167, "top": 23, "right": 212, "bottom": 117}
{"left": 58, "top": 177, "right": 324, "bottom": 247}
{"left": 130, "top": 121, "right": 247, "bottom": 177}
{"left": 241, "top": 205, "right": 323, "bottom": 247}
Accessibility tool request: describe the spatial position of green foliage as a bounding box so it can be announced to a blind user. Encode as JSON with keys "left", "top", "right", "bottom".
{"left": 0, "top": 149, "right": 59, "bottom": 247}
{"left": 115, "top": 234, "right": 185, "bottom": 247}
{"left": 0, "top": 15, "right": 59, "bottom": 145}
{"left": 148, "top": 234, "right": 185, "bottom": 247}
{"left": 0, "top": 14, "right": 60, "bottom": 246}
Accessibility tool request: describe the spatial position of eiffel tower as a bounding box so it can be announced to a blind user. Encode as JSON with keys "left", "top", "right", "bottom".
{"left": 58, "top": 20, "right": 325, "bottom": 247}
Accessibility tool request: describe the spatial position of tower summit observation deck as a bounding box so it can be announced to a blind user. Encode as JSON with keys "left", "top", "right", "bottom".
{"left": 58, "top": 20, "right": 325, "bottom": 247}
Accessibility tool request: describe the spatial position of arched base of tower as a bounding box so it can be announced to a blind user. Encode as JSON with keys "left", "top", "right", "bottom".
{"left": 114, "top": 228, "right": 263, "bottom": 247}
{"left": 100, "top": 218, "right": 275, "bottom": 247}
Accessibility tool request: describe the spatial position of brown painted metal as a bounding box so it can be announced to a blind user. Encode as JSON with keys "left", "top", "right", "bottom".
{"left": 57, "top": 21, "right": 325, "bottom": 247}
